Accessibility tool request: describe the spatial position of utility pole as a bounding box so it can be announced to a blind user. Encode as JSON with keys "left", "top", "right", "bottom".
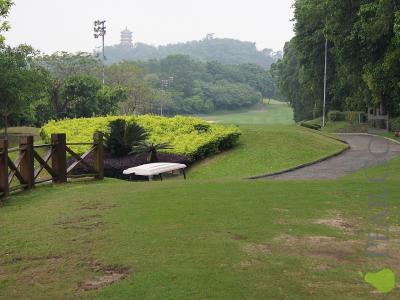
{"left": 322, "top": 37, "right": 328, "bottom": 128}
{"left": 94, "top": 20, "right": 106, "bottom": 85}
{"left": 160, "top": 76, "right": 174, "bottom": 117}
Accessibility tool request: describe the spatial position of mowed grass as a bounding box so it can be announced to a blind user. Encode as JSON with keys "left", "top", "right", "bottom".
{"left": 0, "top": 127, "right": 41, "bottom": 148}
{"left": 188, "top": 125, "right": 346, "bottom": 179}
{"left": 198, "top": 100, "right": 294, "bottom": 125}
{"left": 1, "top": 158, "right": 400, "bottom": 299}
{"left": 190, "top": 102, "right": 345, "bottom": 179}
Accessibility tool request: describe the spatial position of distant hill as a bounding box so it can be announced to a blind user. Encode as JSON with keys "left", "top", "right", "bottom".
{"left": 103, "top": 38, "right": 282, "bottom": 69}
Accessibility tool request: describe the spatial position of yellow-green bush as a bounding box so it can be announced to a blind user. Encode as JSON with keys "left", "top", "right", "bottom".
{"left": 41, "top": 115, "right": 241, "bottom": 161}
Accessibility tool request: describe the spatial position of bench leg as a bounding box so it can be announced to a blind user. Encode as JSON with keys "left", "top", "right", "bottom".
{"left": 182, "top": 169, "right": 186, "bottom": 180}
{"left": 159, "top": 174, "right": 163, "bottom": 181}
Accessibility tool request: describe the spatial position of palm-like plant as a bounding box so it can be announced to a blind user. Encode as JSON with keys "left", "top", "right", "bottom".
{"left": 132, "top": 141, "right": 172, "bottom": 163}
{"left": 105, "top": 119, "right": 149, "bottom": 157}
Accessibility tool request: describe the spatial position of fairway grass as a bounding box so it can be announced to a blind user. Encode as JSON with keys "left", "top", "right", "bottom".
{"left": 1, "top": 158, "right": 399, "bottom": 299}
{"left": 2, "top": 108, "right": 399, "bottom": 299}
{"left": 197, "top": 100, "right": 294, "bottom": 125}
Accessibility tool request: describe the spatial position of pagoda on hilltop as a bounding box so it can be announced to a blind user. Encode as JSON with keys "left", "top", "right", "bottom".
{"left": 120, "top": 28, "right": 133, "bottom": 47}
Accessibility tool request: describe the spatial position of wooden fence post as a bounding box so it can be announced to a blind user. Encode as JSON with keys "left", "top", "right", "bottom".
{"left": 93, "top": 132, "right": 104, "bottom": 180}
{"left": 0, "top": 139, "right": 9, "bottom": 197}
{"left": 19, "top": 136, "right": 34, "bottom": 189}
{"left": 51, "top": 134, "right": 67, "bottom": 183}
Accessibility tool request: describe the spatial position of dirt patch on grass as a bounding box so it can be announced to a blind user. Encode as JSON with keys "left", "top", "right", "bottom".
{"left": 274, "top": 234, "right": 363, "bottom": 263}
{"left": 271, "top": 208, "right": 289, "bottom": 213}
{"left": 239, "top": 259, "right": 261, "bottom": 268}
{"left": 54, "top": 214, "right": 105, "bottom": 230}
{"left": 228, "top": 232, "right": 248, "bottom": 241}
{"left": 0, "top": 255, "right": 63, "bottom": 266}
{"left": 79, "top": 261, "right": 130, "bottom": 291}
{"left": 79, "top": 203, "right": 119, "bottom": 211}
{"left": 313, "top": 215, "right": 356, "bottom": 232}
{"left": 243, "top": 243, "right": 272, "bottom": 255}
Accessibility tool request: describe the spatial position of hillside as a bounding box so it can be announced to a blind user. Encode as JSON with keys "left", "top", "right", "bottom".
{"left": 104, "top": 38, "right": 282, "bottom": 68}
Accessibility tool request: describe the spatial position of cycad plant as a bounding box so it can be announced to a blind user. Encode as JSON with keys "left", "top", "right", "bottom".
{"left": 105, "top": 119, "right": 148, "bottom": 157}
{"left": 132, "top": 141, "right": 172, "bottom": 163}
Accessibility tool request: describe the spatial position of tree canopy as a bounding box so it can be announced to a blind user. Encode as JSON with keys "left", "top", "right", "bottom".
{"left": 274, "top": 0, "right": 400, "bottom": 122}
{"left": 104, "top": 38, "right": 282, "bottom": 69}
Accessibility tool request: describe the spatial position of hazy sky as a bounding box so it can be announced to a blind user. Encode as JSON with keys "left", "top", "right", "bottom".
{"left": 4, "top": 0, "right": 295, "bottom": 54}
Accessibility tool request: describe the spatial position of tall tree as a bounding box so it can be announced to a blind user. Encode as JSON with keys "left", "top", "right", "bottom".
{"left": 36, "top": 52, "right": 102, "bottom": 118}
{"left": 0, "top": 45, "right": 46, "bottom": 136}
{"left": 0, "top": 0, "right": 13, "bottom": 44}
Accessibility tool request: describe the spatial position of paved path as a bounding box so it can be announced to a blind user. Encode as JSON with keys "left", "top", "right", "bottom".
{"left": 264, "top": 134, "right": 400, "bottom": 180}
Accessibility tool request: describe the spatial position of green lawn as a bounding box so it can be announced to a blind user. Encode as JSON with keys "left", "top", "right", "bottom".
{"left": 1, "top": 158, "right": 399, "bottom": 299}
{"left": 197, "top": 100, "right": 294, "bottom": 125}
{"left": 0, "top": 127, "right": 41, "bottom": 148}
{"left": 1, "top": 109, "right": 399, "bottom": 299}
{"left": 188, "top": 125, "right": 346, "bottom": 179}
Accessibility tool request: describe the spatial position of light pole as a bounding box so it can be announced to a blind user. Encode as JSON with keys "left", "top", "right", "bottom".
{"left": 322, "top": 37, "right": 328, "bottom": 128}
{"left": 160, "top": 76, "right": 174, "bottom": 116}
{"left": 94, "top": 20, "right": 106, "bottom": 85}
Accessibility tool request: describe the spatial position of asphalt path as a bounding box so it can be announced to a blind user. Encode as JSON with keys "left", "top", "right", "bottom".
{"left": 263, "top": 134, "right": 400, "bottom": 180}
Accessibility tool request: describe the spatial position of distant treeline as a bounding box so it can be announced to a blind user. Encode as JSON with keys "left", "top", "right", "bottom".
{"left": 1, "top": 50, "right": 277, "bottom": 130}
{"left": 273, "top": 0, "right": 400, "bottom": 122}
{"left": 104, "top": 38, "right": 282, "bottom": 69}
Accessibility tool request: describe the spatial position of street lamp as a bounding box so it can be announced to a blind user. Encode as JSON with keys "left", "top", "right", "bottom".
{"left": 322, "top": 37, "right": 328, "bottom": 128}
{"left": 94, "top": 20, "right": 106, "bottom": 85}
{"left": 160, "top": 76, "right": 174, "bottom": 117}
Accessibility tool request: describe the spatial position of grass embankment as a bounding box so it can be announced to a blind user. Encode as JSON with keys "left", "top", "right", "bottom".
{"left": 190, "top": 100, "right": 346, "bottom": 179}
{"left": 188, "top": 125, "right": 346, "bottom": 179}
{"left": 1, "top": 159, "right": 399, "bottom": 299}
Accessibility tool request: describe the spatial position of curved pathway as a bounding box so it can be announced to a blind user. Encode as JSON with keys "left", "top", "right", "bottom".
{"left": 263, "top": 134, "right": 400, "bottom": 180}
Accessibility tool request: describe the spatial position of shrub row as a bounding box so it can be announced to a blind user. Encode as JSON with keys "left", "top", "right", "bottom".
{"left": 328, "top": 111, "right": 366, "bottom": 123}
{"left": 300, "top": 122, "right": 321, "bottom": 130}
{"left": 41, "top": 115, "right": 241, "bottom": 161}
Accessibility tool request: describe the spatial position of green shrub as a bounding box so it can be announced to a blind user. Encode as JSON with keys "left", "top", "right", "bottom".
{"left": 105, "top": 119, "right": 148, "bottom": 157}
{"left": 390, "top": 117, "right": 400, "bottom": 132}
{"left": 328, "top": 111, "right": 346, "bottom": 122}
{"left": 41, "top": 115, "right": 241, "bottom": 161}
{"left": 300, "top": 122, "right": 321, "bottom": 130}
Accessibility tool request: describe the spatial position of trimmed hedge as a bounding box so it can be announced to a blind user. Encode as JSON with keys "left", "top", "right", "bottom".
{"left": 328, "top": 111, "right": 365, "bottom": 123}
{"left": 300, "top": 122, "right": 321, "bottom": 130}
{"left": 41, "top": 115, "right": 241, "bottom": 161}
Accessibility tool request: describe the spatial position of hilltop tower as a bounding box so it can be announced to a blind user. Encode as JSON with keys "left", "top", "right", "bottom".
{"left": 120, "top": 28, "right": 133, "bottom": 47}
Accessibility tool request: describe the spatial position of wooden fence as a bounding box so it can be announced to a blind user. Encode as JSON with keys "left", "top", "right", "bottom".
{"left": 0, "top": 133, "right": 104, "bottom": 198}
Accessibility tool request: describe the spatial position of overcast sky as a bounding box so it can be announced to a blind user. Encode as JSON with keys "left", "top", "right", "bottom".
{"left": 4, "top": 0, "right": 295, "bottom": 54}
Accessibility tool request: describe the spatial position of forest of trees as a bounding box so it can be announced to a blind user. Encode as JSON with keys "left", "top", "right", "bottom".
{"left": 1, "top": 50, "right": 275, "bottom": 131}
{"left": 0, "top": 1, "right": 279, "bottom": 132}
{"left": 273, "top": 0, "right": 400, "bottom": 122}
{"left": 104, "top": 37, "right": 282, "bottom": 68}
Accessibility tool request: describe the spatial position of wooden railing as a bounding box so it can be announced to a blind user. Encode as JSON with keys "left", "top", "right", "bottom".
{"left": 0, "top": 133, "right": 104, "bottom": 198}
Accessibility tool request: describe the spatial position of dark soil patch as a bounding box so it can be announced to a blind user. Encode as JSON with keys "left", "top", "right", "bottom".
{"left": 79, "top": 261, "right": 130, "bottom": 291}
{"left": 54, "top": 214, "right": 104, "bottom": 230}
{"left": 69, "top": 151, "right": 189, "bottom": 180}
{"left": 228, "top": 232, "right": 248, "bottom": 240}
{"left": 0, "top": 255, "right": 63, "bottom": 266}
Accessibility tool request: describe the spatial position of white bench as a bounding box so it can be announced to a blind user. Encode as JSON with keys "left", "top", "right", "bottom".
{"left": 123, "top": 163, "right": 187, "bottom": 181}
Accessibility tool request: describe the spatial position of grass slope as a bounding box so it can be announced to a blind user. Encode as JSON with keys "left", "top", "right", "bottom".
{"left": 1, "top": 158, "right": 399, "bottom": 299}
{"left": 188, "top": 125, "right": 346, "bottom": 179}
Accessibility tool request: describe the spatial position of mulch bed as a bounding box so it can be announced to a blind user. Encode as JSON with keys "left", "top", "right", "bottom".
{"left": 68, "top": 152, "right": 189, "bottom": 181}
